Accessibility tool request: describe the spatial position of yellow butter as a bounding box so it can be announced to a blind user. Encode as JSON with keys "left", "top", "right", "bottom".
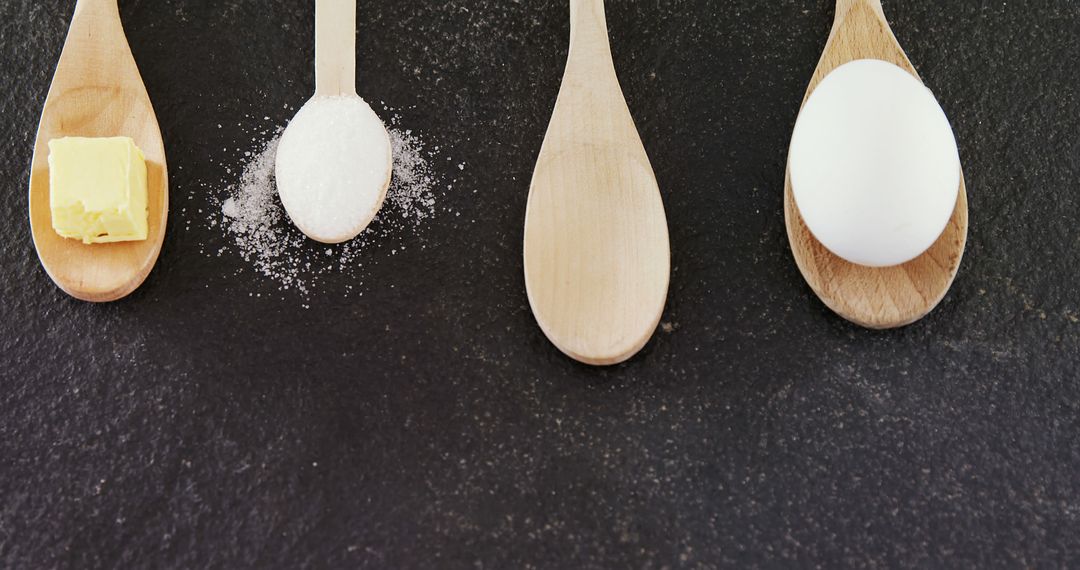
{"left": 48, "top": 137, "right": 148, "bottom": 244}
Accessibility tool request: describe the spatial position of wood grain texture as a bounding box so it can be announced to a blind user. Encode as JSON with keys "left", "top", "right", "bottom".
{"left": 784, "top": 0, "right": 968, "bottom": 329}
{"left": 523, "top": 0, "right": 670, "bottom": 366}
{"left": 28, "top": 0, "right": 168, "bottom": 302}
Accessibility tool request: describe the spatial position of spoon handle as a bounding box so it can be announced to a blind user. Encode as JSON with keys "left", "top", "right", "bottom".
{"left": 835, "top": 0, "right": 885, "bottom": 27}
{"left": 73, "top": 0, "right": 119, "bottom": 17}
{"left": 70, "top": 0, "right": 121, "bottom": 34}
{"left": 568, "top": 0, "right": 614, "bottom": 64}
{"left": 315, "top": 0, "right": 357, "bottom": 97}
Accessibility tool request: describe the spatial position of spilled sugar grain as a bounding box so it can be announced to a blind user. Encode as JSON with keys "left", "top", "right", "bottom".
{"left": 199, "top": 114, "right": 458, "bottom": 304}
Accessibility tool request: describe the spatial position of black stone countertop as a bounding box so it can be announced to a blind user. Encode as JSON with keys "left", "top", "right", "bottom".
{"left": 2, "top": 1, "right": 1079, "bottom": 568}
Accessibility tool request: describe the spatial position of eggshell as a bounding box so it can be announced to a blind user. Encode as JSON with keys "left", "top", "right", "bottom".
{"left": 789, "top": 59, "right": 961, "bottom": 268}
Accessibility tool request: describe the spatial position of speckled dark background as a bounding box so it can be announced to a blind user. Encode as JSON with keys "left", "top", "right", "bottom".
{"left": 1, "top": 0, "right": 1078, "bottom": 568}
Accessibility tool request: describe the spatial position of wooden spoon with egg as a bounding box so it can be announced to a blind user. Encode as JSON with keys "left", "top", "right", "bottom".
{"left": 524, "top": 0, "right": 670, "bottom": 366}
{"left": 28, "top": 0, "right": 167, "bottom": 302}
{"left": 784, "top": 0, "right": 968, "bottom": 329}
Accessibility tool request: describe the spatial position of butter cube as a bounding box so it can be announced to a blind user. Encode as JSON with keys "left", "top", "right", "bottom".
{"left": 48, "top": 137, "right": 148, "bottom": 244}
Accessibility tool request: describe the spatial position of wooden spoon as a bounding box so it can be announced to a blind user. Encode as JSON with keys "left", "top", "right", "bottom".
{"left": 275, "top": 0, "right": 392, "bottom": 244}
{"left": 784, "top": 0, "right": 968, "bottom": 329}
{"left": 28, "top": 0, "right": 168, "bottom": 303}
{"left": 524, "top": 0, "right": 670, "bottom": 366}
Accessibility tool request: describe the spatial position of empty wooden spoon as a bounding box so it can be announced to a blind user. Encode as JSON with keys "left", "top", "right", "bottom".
{"left": 784, "top": 0, "right": 968, "bottom": 329}
{"left": 524, "top": 0, "right": 670, "bottom": 366}
{"left": 28, "top": 0, "right": 168, "bottom": 302}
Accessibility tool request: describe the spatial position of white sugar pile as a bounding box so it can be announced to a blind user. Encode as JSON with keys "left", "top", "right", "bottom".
{"left": 275, "top": 96, "right": 392, "bottom": 243}
{"left": 197, "top": 110, "right": 457, "bottom": 302}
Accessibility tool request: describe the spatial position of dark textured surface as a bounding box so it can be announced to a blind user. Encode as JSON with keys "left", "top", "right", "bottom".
{"left": 2, "top": 0, "right": 1079, "bottom": 568}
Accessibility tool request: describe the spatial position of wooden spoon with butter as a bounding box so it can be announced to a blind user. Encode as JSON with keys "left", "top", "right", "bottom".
{"left": 524, "top": 0, "right": 670, "bottom": 366}
{"left": 784, "top": 0, "right": 968, "bottom": 328}
{"left": 28, "top": 0, "right": 168, "bottom": 302}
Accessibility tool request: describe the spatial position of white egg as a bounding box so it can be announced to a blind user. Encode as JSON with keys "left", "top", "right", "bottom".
{"left": 789, "top": 59, "right": 961, "bottom": 268}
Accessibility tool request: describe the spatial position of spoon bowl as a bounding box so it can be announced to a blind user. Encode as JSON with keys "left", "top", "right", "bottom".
{"left": 784, "top": 0, "right": 968, "bottom": 329}
{"left": 524, "top": 0, "right": 670, "bottom": 366}
{"left": 28, "top": 0, "right": 168, "bottom": 302}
